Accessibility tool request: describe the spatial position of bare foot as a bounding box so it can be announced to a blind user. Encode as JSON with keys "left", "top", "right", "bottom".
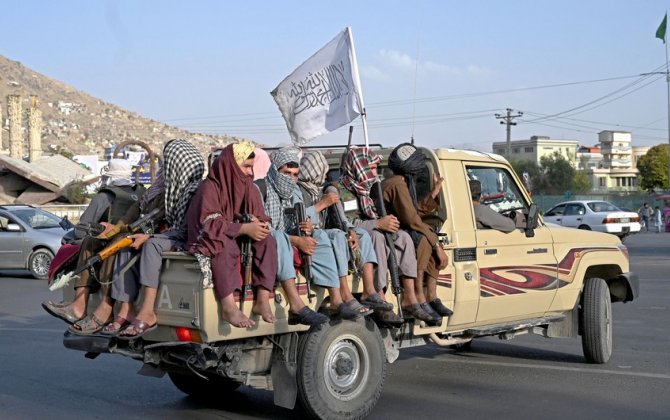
{"left": 222, "top": 305, "right": 255, "bottom": 328}
{"left": 252, "top": 300, "right": 276, "bottom": 323}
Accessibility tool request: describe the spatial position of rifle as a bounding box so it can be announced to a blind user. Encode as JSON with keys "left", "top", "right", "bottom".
{"left": 49, "top": 207, "right": 163, "bottom": 291}
{"left": 239, "top": 214, "right": 253, "bottom": 310}
{"left": 370, "top": 181, "right": 404, "bottom": 321}
{"left": 287, "top": 202, "right": 314, "bottom": 302}
{"left": 323, "top": 184, "right": 361, "bottom": 282}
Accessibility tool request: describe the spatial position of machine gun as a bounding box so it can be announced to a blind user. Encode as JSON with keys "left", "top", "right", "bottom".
{"left": 285, "top": 202, "right": 314, "bottom": 302}
{"left": 238, "top": 214, "right": 254, "bottom": 310}
{"left": 370, "top": 181, "right": 404, "bottom": 321}
{"left": 49, "top": 207, "right": 163, "bottom": 291}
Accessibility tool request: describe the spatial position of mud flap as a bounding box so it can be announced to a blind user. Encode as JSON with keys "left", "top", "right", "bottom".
{"left": 271, "top": 332, "right": 299, "bottom": 409}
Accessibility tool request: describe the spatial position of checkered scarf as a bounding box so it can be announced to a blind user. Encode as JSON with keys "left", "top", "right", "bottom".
{"left": 341, "top": 147, "right": 381, "bottom": 219}
{"left": 265, "top": 148, "right": 300, "bottom": 231}
{"left": 298, "top": 151, "right": 328, "bottom": 203}
{"left": 162, "top": 139, "right": 205, "bottom": 234}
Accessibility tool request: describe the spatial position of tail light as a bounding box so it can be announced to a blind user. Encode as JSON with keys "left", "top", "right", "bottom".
{"left": 175, "top": 327, "right": 203, "bottom": 343}
{"left": 602, "top": 217, "right": 617, "bottom": 224}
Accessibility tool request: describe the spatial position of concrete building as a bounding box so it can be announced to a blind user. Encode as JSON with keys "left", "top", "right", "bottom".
{"left": 588, "top": 131, "right": 639, "bottom": 193}
{"left": 492, "top": 135, "right": 580, "bottom": 166}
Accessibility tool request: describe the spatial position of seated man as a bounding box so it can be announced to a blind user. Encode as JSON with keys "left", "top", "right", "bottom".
{"left": 298, "top": 151, "right": 395, "bottom": 319}
{"left": 470, "top": 180, "right": 517, "bottom": 233}
{"left": 382, "top": 143, "right": 451, "bottom": 321}
{"left": 341, "top": 146, "right": 438, "bottom": 324}
{"left": 42, "top": 158, "right": 144, "bottom": 326}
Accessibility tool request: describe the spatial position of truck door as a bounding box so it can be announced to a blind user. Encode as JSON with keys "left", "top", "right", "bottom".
{"left": 466, "top": 165, "right": 558, "bottom": 323}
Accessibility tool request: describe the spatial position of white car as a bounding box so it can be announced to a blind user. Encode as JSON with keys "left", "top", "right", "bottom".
{"left": 543, "top": 200, "right": 641, "bottom": 240}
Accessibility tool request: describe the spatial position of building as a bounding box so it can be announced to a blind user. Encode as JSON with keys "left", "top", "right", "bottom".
{"left": 588, "top": 131, "right": 639, "bottom": 193}
{"left": 492, "top": 135, "right": 579, "bottom": 166}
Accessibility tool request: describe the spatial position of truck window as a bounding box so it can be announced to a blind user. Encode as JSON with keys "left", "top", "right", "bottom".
{"left": 466, "top": 166, "right": 527, "bottom": 214}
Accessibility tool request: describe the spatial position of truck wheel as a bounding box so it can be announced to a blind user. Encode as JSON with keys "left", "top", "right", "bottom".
{"left": 168, "top": 371, "right": 240, "bottom": 398}
{"left": 580, "top": 277, "right": 612, "bottom": 364}
{"left": 29, "top": 248, "right": 53, "bottom": 280}
{"left": 297, "top": 318, "right": 386, "bottom": 420}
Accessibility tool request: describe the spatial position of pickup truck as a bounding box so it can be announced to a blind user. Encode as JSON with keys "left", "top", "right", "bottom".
{"left": 61, "top": 146, "right": 639, "bottom": 420}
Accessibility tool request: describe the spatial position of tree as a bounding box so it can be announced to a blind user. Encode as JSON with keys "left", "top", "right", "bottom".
{"left": 637, "top": 144, "right": 669, "bottom": 192}
{"left": 536, "top": 151, "right": 575, "bottom": 195}
{"left": 509, "top": 158, "right": 541, "bottom": 194}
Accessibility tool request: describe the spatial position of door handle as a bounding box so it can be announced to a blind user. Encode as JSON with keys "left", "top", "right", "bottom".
{"left": 484, "top": 249, "right": 497, "bottom": 255}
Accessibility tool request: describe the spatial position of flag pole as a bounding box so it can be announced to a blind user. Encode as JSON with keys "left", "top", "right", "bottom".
{"left": 347, "top": 27, "right": 369, "bottom": 147}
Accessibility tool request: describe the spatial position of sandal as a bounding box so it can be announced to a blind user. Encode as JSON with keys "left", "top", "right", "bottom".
{"left": 287, "top": 306, "right": 329, "bottom": 326}
{"left": 345, "top": 299, "right": 374, "bottom": 317}
{"left": 69, "top": 314, "right": 112, "bottom": 335}
{"left": 374, "top": 309, "right": 404, "bottom": 326}
{"left": 42, "top": 300, "right": 84, "bottom": 325}
{"left": 360, "top": 294, "right": 394, "bottom": 311}
{"left": 402, "top": 303, "right": 440, "bottom": 325}
{"left": 100, "top": 316, "right": 130, "bottom": 336}
{"left": 117, "top": 319, "right": 157, "bottom": 340}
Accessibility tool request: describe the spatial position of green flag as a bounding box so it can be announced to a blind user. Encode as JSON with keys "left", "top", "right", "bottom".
{"left": 656, "top": 13, "right": 667, "bottom": 43}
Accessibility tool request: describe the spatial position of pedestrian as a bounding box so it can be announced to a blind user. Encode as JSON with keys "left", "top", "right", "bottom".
{"left": 639, "top": 202, "right": 652, "bottom": 232}
{"left": 653, "top": 206, "right": 663, "bottom": 233}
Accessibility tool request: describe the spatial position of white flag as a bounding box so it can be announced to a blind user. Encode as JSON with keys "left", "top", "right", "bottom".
{"left": 271, "top": 27, "right": 364, "bottom": 145}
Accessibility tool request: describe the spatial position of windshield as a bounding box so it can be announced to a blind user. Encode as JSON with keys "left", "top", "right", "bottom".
{"left": 12, "top": 208, "right": 62, "bottom": 229}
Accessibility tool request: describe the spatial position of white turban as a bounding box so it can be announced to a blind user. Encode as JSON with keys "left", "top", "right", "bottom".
{"left": 105, "top": 159, "right": 133, "bottom": 186}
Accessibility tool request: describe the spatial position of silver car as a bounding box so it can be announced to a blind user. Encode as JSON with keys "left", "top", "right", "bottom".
{"left": 0, "top": 205, "right": 68, "bottom": 279}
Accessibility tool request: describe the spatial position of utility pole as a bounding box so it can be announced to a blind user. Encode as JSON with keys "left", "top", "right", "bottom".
{"left": 495, "top": 108, "right": 523, "bottom": 158}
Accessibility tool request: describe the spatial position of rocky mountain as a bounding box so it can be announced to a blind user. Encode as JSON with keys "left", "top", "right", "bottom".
{"left": 0, "top": 54, "right": 243, "bottom": 158}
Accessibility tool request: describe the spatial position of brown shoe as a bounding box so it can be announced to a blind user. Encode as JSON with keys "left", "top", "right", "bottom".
{"left": 375, "top": 309, "right": 404, "bottom": 326}
{"left": 429, "top": 298, "right": 454, "bottom": 317}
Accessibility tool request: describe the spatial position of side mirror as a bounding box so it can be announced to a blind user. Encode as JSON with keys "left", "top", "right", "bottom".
{"left": 525, "top": 203, "right": 539, "bottom": 238}
{"left": 6, "top": 223, "right": 22, "bottom": 232}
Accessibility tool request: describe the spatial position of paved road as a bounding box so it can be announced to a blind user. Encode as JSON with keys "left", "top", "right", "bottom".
{"left": 0, "top": 232, "right": 668, "bottom": 419}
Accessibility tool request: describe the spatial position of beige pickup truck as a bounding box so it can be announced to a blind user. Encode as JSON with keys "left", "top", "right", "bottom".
{"left": 62, "top": 146, "right": 638, "bottom": 420}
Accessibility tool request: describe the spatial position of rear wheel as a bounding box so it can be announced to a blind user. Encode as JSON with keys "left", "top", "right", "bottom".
{"left": 168, "top": 371, "right": 241, "bottom": 398}
{"left": 578, "top": 225, "right": 591, "bottom": 230}
{"left": 297, "top": 319, "right": 386, "bottom": 420}
{"left": 580, "top": 277, "right": 612, "bottom": 364}
{"left": 29, "top": 248, "right": 54, "bottom": 280}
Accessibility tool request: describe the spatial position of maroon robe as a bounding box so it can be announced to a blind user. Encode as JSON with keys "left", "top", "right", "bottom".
{"left": 186, "top": 145, "right": 277, "bottom": 299}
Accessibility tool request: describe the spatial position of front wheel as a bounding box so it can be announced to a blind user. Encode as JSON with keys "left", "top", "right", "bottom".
{"left": 29, "top": 248, "right": 54, "bottom": 280}
{"left": 580, "top": 277, "right": 612, "bottom": 364}
{"left": 297, "top": 319, "right": 386, "bottom": 420}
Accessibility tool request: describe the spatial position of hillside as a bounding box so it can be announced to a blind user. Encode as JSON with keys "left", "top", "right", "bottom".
{"left": 0, "top": 54, "right": 244, "bottom": 158}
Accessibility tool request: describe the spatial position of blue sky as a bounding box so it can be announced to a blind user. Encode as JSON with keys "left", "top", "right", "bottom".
{"left": 2, "top": 0, "right": 669, "bottom": 151}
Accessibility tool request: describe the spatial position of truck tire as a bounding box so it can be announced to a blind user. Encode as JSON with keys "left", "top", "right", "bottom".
{"left": 297, "top": 318, "right": 386, "bottom": 420}
{"left": 29, "top": 248, "right": 53, "bottom": 280}
{"left": 168, "top": 371, "right": 241, "bottom": 398}
{"left": 580, "top": 277, "right": 612, "bottom": 364}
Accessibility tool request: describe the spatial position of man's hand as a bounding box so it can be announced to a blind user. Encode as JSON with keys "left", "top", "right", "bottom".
{"left": 376, "top": 215, "right": 400, "bottom": 234}
{"left": 240, "top": 220, "right": 271, "bottom": 241}
{"left": 435, "top": 246, "right": 448, "bottom": 270}
{"left": 296, "top": 236, "right": 318, "bottom": 256}
{"left": 299, "top": 219, "right": 314, "bottom": 236}
{"left": 97, "top": 222, "right": 122, "bottom": 239}
{"left": 128, "top": 233, "right": 151, "bottom": 250}
{"left": 348, "top": 229, "right": 359, "bottom": 252}
{"left": 319, "top": 192, "right": 340, "bottom": 209}
{"left": 431, "top": 173, "right": 444, "bottom": 198}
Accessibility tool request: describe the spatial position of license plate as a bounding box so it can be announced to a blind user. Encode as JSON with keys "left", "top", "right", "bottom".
{"left": 620, "top": 218, "right": 629, "bottom": 223}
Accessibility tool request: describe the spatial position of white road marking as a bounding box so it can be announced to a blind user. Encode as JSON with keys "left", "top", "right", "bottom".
{"left": 415, "top": 356, "right": 670, "bottom": 379}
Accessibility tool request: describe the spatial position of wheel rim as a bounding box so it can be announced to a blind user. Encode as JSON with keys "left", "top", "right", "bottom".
{"left": 32, "top": 253, "right": 51, "bottom": 277}
{"left": 323, "top": 334, "right": 369, "bottom": 401}
{"left": 604, "top": 292, "right": 613, "bottom": 353}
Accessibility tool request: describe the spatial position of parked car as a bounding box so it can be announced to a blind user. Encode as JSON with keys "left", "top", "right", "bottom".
{"left": 543, "top": 200, "right": 641, "bottom": 240}
{"left": 0, "top": 205, "right": 70, "bottom": 279}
